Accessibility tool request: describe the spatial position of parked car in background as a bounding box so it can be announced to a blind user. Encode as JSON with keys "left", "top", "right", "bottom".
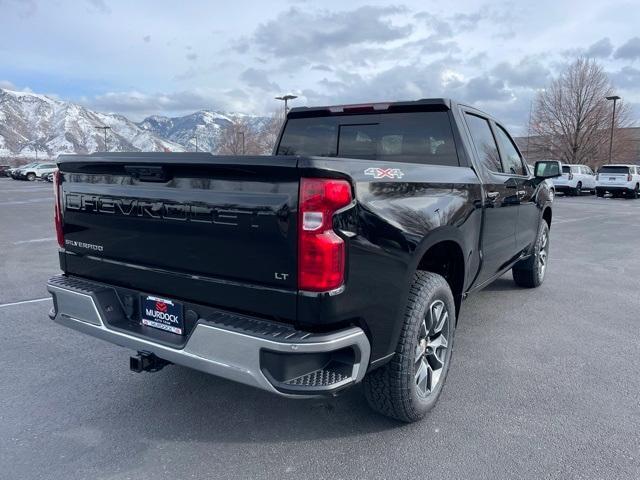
{"left": 10, "top": 163, "right": 35, "bottom": 179}
{"left": 0, "top": 165, "right": 10, "bottom": 177}
{"left": 16, "top": 162, "right": 58, "bottom": 181}
{"left": 553, "top": 164, "right": 596, "bottom": 196}
{"left": 596, "top": 164, "right": 640, "bottom": 198}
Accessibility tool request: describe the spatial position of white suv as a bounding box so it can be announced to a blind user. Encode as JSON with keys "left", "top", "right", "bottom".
{"left": 18, "top": 162, "right": 58, "bottom": 181}
{"left": 596, "top": 164, "right": 640, "bottom": 199}
{"left": 552, "top": 164, "right": 597, "bottom": 196}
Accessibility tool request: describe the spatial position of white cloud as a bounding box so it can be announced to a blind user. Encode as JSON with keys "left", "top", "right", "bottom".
{"left": 0, "top": 0, "right": 639, "bottom": 130}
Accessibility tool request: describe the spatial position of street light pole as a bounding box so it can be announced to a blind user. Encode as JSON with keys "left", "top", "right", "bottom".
{"left": 525, "top": 99, "right": 533, "bottom": 159}
{"left": 95, "top": 126, "right": 111, "bottom": 152}
{"left": 275, "top": 94, "right": 298, "bottom": 116}
{"left": 606, "top": 95, "right": 620, "bottom": 165}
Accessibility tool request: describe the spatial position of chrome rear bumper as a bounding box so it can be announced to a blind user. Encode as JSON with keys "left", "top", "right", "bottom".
{"left": 47, "top": 275, "right": 370, "bottom": 397}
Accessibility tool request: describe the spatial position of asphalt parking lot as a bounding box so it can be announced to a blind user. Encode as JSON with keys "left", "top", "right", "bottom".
{"left": 1, "top": 177, "right": 639, "bottom": 480}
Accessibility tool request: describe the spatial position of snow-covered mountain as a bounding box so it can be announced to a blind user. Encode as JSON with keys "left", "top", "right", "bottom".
{"left": 137, "top": 110, "right": 234, "bottom": 153}
{"left": 0, "top": 87, "right": 273, "bottom": 159}
{"left": 0, "top": 88, "right": 184, "bottom": 158}
{"left": 137, "top": 111, "right": 269, "bottom": 153}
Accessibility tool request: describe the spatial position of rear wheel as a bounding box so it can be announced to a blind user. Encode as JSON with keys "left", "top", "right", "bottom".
{"left": 512, "top": 220, "right": 550, "bottom": 288}
{"left": 631, "top": 184, "right": 639, "bottom": 199}
{"left": 26, "top": 172, "right": 36, "bottom": 181}
{"left": 596, "top": 189, "right": 605, "bottom": 197}
{"left": 574, "top": 182, "right": 582, "bottom": 196}
{"left": 363, "top": 272, "right": 455, "bottom": 422}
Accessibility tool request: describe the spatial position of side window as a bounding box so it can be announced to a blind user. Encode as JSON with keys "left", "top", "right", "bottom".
{"left": 464, "top": 114, "right": 502, "bottom": 173}
{"left": 494, "top": 125, "right": 525, "bottom": 175}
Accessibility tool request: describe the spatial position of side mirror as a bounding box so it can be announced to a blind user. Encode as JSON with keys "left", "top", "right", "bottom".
{"left": 534, "top": 160, "right": 562, "bottom": 179}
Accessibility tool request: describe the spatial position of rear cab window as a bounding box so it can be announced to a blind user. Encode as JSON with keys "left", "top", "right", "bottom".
{"left": 277, "top": 111, "right": 460, "bottom": 166}
{"left": 599, "top": 166, "right": 630, "bottom": 174}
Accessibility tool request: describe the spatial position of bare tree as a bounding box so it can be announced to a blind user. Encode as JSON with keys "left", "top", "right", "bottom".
{"left": 256, "top": 110, "right": 285, "bottom": 154}
{"left": 216, "top": 111, "right": 285, "bottom": 156}
{"left": 216, "top": 116, "right": 254, "bottom": 155}
{"left": 530, "top": 58, "right": 634, "bottom": 168}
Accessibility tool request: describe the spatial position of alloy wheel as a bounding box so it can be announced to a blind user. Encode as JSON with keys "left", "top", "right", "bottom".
{"left": 538, "top": 229, "right": 549, "bottom": 279}
{"left": 415, "top": 300, "right": 449, "bottom": 398}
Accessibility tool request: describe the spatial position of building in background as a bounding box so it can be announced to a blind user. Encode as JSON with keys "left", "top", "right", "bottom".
{"left": 516, "top": 127, "right": 640, "bottom": 166}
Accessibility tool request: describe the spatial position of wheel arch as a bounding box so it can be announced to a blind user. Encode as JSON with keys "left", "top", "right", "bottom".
{"left": 542, "top": 206, "right": 552, "bottom": 229}
{"left": 411, "top": 228, "right": 468, "bottom": 320}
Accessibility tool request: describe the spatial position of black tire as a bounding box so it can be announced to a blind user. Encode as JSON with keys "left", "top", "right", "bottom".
{"left": 596, "top": 190, "right": 604, "bottom": 198}
{"left": 513, "top": 220, "right": 550, "bottom": 288}
{"left": 574, "top": 182, "right": 582, "bottom": 196}
{"left": 26, "top": 172, "right": 36, "bottom": 181}
{"left": 363, "top": 272, "right": 455, "bottom": 423}
{"left": 631, "top": 185, "right": 639, "bottom": 199}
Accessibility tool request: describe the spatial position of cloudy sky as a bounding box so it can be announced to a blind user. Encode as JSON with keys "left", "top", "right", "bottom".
{"left": 1, "top": 0, "right": 639, "bottom": 134}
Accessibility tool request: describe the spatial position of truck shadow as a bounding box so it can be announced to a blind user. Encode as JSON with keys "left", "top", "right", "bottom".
{"left": 481, "top": 277, "right": 518, "bottom": 292}
{"left": 90, "top": 365, "right": 404, "bottom": 446}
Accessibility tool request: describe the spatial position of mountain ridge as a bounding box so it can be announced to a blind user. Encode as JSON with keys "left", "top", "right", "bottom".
{"left": 0, "top": 88, "right": 265, "bottom": 159}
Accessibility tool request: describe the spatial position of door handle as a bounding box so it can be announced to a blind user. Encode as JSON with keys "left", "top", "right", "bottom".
{"left": 487, "top": 191, "right": 500, "bottom": 201}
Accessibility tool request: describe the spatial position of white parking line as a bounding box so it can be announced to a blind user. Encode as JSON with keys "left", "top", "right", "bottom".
{"left": 553, "top": 210, "right": 639, "bottom": 225}
{"left": 0, "top": 197, "right": 53, "bottom": 205}
{"left": 13, "top": 237, "right": 56, "bottom": 245}
{"left": 0, "top": 189, "right": 52, "bottom": 193}
{"left": 553, "top": 214, "right": 611, "bottom": 225}
{"left": 0, "top": 297, "right": 51, "bottom": 308}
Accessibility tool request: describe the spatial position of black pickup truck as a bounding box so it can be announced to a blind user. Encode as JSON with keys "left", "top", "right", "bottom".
{"left": 47, "top": 99, "right": 560, "bottom": 422}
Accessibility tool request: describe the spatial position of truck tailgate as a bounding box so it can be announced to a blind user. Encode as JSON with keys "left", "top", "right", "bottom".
{"left": 57, "top": 153, "right": 299, "bottom": 320}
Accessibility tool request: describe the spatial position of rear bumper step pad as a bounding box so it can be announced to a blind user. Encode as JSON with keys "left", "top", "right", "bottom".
{"left": 47, "top": 275, "right": 370, "bottom": 397}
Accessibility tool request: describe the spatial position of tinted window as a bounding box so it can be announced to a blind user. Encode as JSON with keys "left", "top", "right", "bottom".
{"left": 277, "top": 112, "right": 459, "bottom": 166}
{"left": 562, "top": 166, "right": 571, "bottom": 174}
{"left": 495, "top": 125, "right": 525, "bottom": 175}
{"left": 465, "top": 114, "right": 501, "bottom": 172}
{"left": 598, "top": 166, "right": 630, "bottom": 174}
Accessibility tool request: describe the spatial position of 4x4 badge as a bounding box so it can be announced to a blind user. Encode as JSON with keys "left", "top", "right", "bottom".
{"left": 364, "top": 167, "right": 404, "bottom": 179}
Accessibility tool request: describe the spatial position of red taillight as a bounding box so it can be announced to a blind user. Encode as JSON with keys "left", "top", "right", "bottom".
{"left": 298, "top": 178, "right": 352, "bottom": 292}
{"left": 628, "top": 174, "right": 633, "bottom": 181}
{"left": 53, "top": 170, "right": 63, "bottom": 248}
